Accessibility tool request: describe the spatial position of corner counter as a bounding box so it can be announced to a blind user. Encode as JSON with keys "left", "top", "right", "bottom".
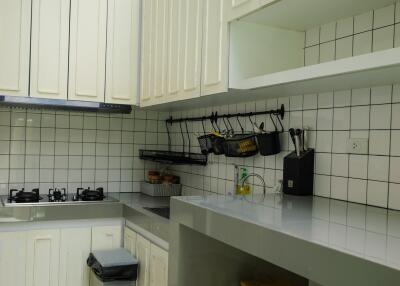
{"left": 169, "top": 194, "right": 400, "bottom": 286}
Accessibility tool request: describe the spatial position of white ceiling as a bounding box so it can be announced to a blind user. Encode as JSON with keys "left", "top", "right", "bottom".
{"left": 241, "top": 0, "right": 397, "bottom": 31}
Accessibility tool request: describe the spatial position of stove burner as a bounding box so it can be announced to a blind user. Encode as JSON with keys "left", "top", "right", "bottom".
{"left": 48, "top": 188, "right": 67, "bottom": 202}
{"left": 74, "top": 187, "right": 105, "bottom": 201}
{"left": 9, "top": 188, "right": 42, "bottom": 203}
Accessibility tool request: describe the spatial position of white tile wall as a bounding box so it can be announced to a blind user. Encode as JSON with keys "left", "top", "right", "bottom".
{"left": 305, "top": 3, "right": 400, "bottom": 65}
{"left": 0, "top": 107, "right": 162, "bottom": 195}
{"left": 165, "top": 84, "right": 400, "bottom": 210}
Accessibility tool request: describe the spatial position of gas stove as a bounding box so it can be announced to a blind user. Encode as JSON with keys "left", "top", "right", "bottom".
{"left": 2, "top": 187, "right": 118, "bottom": 207}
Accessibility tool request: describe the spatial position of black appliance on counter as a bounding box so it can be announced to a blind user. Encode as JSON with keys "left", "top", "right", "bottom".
{"left": 283, "top": 149, "right": 315, "bottom": 196}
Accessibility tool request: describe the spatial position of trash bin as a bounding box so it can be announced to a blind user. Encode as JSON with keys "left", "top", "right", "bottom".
{"left": 87, "top": 248, "right": 138, "bottom": 286}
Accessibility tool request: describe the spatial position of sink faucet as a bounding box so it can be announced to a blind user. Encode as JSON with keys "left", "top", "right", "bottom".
{"left": 241, "top": 173, "right": 266, "bottom": 196}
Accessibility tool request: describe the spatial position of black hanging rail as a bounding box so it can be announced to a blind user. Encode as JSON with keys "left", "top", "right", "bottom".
{"left": 166, "top": 104, "right": 285, "bottom": 124}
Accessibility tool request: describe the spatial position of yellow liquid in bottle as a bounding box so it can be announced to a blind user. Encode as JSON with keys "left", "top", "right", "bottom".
{"left": 236, "top": 185, "right": 251, "bottom": 195}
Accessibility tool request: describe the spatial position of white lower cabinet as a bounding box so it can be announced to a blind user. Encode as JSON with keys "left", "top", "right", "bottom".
{"left": 0, "top": 232, "right": 27, "bottom": 286}
{"left": 26, "top": 229, "right": 61, "bottom": 286}
{"left": 92, "top": 225, "right": 123, "bottom": 250}
{"left": 59, "top": 228, "right": 91, "bottom": 286}
{"left": 124, "top": 227, "right": 169, "bottom": 286}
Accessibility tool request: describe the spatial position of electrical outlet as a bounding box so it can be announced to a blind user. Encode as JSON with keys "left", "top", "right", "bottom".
{"left": 347, "top": 138, "right": 369, "bottom": 154}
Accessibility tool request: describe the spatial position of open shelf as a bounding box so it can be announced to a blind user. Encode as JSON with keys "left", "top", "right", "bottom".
{"left": 139, "top": 150, "right": 208, "bottom": 166}
{"left": 230, "top": 47, "right": 400, "bottom": 91}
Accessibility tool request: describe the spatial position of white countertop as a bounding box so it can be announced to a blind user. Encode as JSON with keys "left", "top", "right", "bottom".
{"left": 171, "top": 193, "right": 400, "bottom": 285}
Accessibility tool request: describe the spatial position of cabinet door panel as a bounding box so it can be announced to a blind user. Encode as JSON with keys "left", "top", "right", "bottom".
{"left": 26, "top": 229, "right": 60, "bottom": 286}
{"left": 92, "top": 225, "right": 122, "bottom": 250}
{"left": 149, "top": 243, "right": 168, "bottom": 286}
{"left": 30, "top": 0, "right": 69, "bottom": 99}
{"left": 0, "top": 232, "right": 27, "bottom": 286}
{"left": 69, "top": 0, "right": 107, "bottom": 102}
{"left": 124, "top": 227, "right": 137, "bottom": 256}
{"left": 140, "top": 0, "right": 155, "bottom": 105}
{"left": 136, "top": 234, "right": 151, "bottom": 286}
{"left": 179, "top": 0, "right": 203, "bottom": 100}
{"left": 202, "top": 0, "right": 228, "bottom": 96}
{"left": 0, "top": 0, "right": 31, "bottom": 96}
{"left": 59, "top": 228, "right": 91, "bottom": 286}
{"left": 166, "top": 0, "right": 182, "bottom": 99}
{"left": 106, "top": 0, "right": 140, "bottom": 105}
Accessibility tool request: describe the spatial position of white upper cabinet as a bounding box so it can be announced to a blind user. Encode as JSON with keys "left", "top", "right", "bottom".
{"left": 26, "top": 229, "right": 61, "bottom": 286}
{"left": 68, "top": 0, "right": 108, "bottom": 102}
{"left": 59, "top": 228, "right": 91, "bottom": 286}
{"left": 178, "top": 0, "right": 203, "bottom": 101}
{"left": 30, "top": 0, "right": 70, "bottom": 100}
{"left": 106, "top": 0, "right": 140, "bottom": 105}
{"left": 140, "top": 0, "right": 169, "bottom": 106}
{"left": 0, "top": 0, "right": 31, "bottom": 97}
{"left": 202, "top": 0, "right": 228, "bottom": 96}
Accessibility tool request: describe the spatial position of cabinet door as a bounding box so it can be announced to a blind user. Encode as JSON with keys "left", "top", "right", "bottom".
{"left": 0, "top": 232, "right": 27, "bottom": 286}
{"left": 124, "top": 227, "right": 137, "bottom": 256}
{"left": 0, "top": 0, "right": 31, "bottom": 97}
{"left": 178, "top": 0, "right": 203, "bottom": 101}
{"left": 26, "top": 229, "right": 60, "bottom": 286}
{"left": 92, "top": 225, "right": 122, "bottom": 250}
{"left": 140, "top": 0, "right": 169, "bottom": 107}
{"left": 136, "top": 234, "right": 151, "bottom": 286}
{"left": 202, "top": 0, "right": 228, "bottom": 96}
{"left": 149, "top": 243, "right": 168, "bottom": 286}
{"left": 59, "top": 228, "right": 91, "bottom": 286}
{"left": 106, "top": 0, "right": 140, "bottom": 105}
{"left": 30, "top": 0, "right": 70, "bottom": 100}
{"left": 68, "top": 0, "right": 107, "bottom": 102}
{"left": 225, "top": 0, "right": 259, "bottom": 21}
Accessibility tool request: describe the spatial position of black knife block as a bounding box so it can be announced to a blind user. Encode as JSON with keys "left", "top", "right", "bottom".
{"left": 283, "top": 149, "right": 315, "bottom": 196}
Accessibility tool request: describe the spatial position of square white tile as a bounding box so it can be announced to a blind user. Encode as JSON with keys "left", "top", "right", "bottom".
{"left": 320, "top": 22, "right": 336, "bottom": 42}
{"left": 41, "top": 114, "right": 55, "bottom": 128}
{"left": 306, "top": 27, "right": 320, "bottom": 46}
{"left": 331, "top": 176, "right": 348, "bottom": 200}
{"left": 348, "top": 178, "right": 367, "bottom": 204}
{"left": 314, "top": 175, "right": 331, "bottom": 197}
{"left": 316, "top": 131, "right": 332, "bottom": 152}
{"left": 371, "top": 85, "right": 392, "bottom": 104}
{"left": 333, "top": 108, "right": 350, "bottom": 130}
{"left": 396, "top": 24, "right": 400, "bottom": 47}
{"left": 367, "top": 180, "right": 388, "bottom": 208}
{"left": 332, "top": 131, "right": 350, "bottom": 153}
{"left": 336, "top": 17, "right": 354, "bottom": 38}
{"left": 397, "top": 2, "right": 400, "bottom": 23}
{"left": 353, "top": 31, "right": 373, "bottom": 56}
{"left": 317, "top": 109, "right": 333, "bottom": 130}
{"left": 315, "top": 153, "right": 332, "bottom": 175}
{"left": 332, "top": 154, "right": 349, "bottom": 177}
{"left": 369, "top": 130, "right": 390, "bottom": 155}
{"left": 374, "top": 4, "right": 395, "bottom": 28}
{"left": 368, "top": 156, "right": 389, "bottom": 181}
{"left": 370, "top": 104, "right": 391, "bottom": 130}
{"left": 349, "top": 155, "right": 368, "bottom": 179}
{"left": 392, "top": 104, "right": 400, "bottom": 129}
{"left": 305, "top": 46, "right": 319, "bottom": 66}
{"left": 318, "top": 92, "right": 334, "bottom": 108}
{"left": 334, "top": 90, "right": 351, "bottom": 107}
{"left": 319, "top": 42, "right": 335, "bottom": 63}
{"left": 390, "top": 157, "right": 400, "bottom": 183}
{"left": 352, "top": 88, "right": 371, "bottom": 106}
{"left": 389, "top": 183, "right": 400, "bottom": 210}
{"left": 354, "top": 11, "right": 373, "bottom": 33}
{"left": 336, "top": 37, "right": 353, "bottom": 59}
{"left": 351, "top": 106, "right": 370, "bottom": 130}
{"left": 303, "top": 94, "right": 318, "bottom": 109}
{"left": 394, "top": 84, "right": 400, "bottom": 103}
{"left": 373, "top": 26, "right": 395, "bottom": 52}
